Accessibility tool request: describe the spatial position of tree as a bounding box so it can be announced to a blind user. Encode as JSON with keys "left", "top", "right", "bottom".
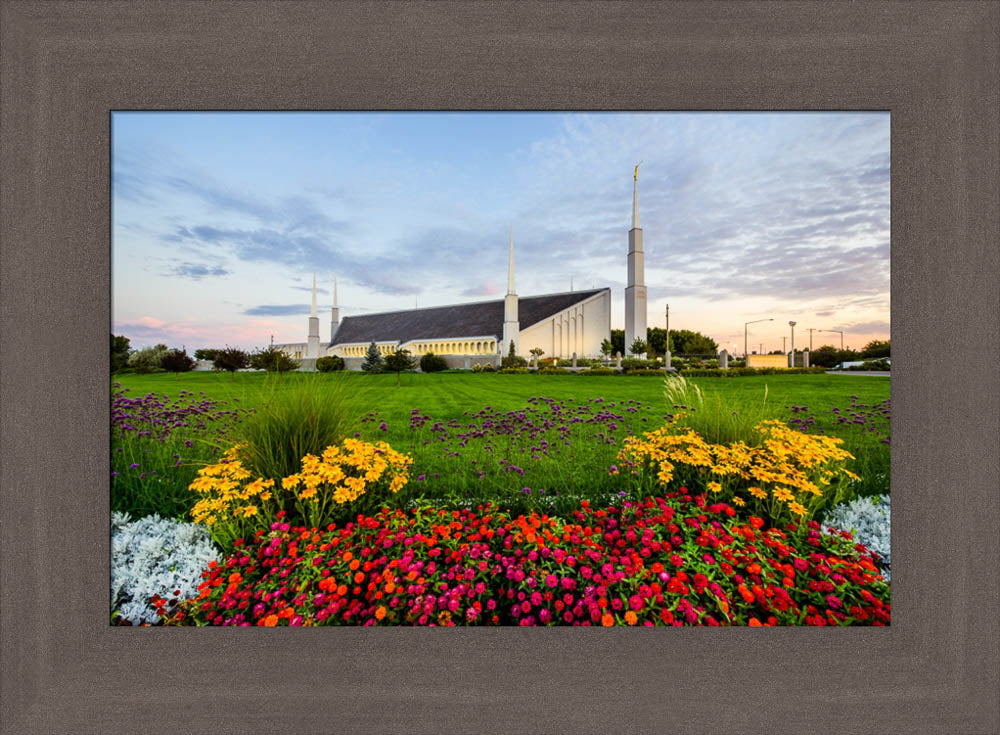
{"left": 646, "top": 327, "right": 670, "bottom": 358}
{"left": 361, "top": 342, "right": 383, "bottom": 373}
{"left": 383, "top": 348, "right": 416, "bottom": 386}
{"left": 861, "top": 339, "right": 890, "bottom": 359}
{"left": 316, "top": 355, "right": 345, "bottom": 372}
{"left": 600, "top": 339, "right": 613, "bottom": 358}
{"left": 213, "top": 346, "right": 248, "bottom": 377}
{"left": 670, "top": 329, "right": 718, "bottom": 356}
{"left": 111, "top": 334, "right": 131, "bottom": 373}
{"left": 194, "top": 348, "right": 219, "bottom": 361}
{"left": 629, "top": 338, "right": 648, "bottom": 357}
{"left": 128, "top": 343, "right": 169, "bottom": 373}
{"left": 160, "top": 348, "right": 196, "bottom": 375}
{"left": 249, "top": 345, "right": 299, "bottom": 372}
{"left": 419, "top": 352, "right": 447, "bottom": 373}
{"left": 529, "top": 347, "right": 545, "bottom": 366}
{"left": 501, "top": 340, "right": 527, "bottom": 368}
{"left": 610, "top": 329, "right": 625, "bottom": 357}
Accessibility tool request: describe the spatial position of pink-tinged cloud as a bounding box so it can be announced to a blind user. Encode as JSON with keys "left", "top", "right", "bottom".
{"left": 114, "top": 318, "right": 302, "bottom": 350}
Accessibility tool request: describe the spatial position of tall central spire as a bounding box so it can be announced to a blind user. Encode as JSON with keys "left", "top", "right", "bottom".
{"left": 507, "top": 224, "right": 516, "bottom": 294}
{"left": 307, "top": 271, "right": 320, "bottom": 360}
{"left": 632, "top": 161, "right": 641, "bottom": 229}
{"left": 503, "top": 224, "right": 519, "bottom": 356}
{"left": 625, "top": 165, "right": 647, "bottom": 357}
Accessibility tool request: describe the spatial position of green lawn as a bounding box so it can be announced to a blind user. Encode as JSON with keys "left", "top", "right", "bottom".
{"left": 115, "top": 369, "right": 889, "bottom": 432}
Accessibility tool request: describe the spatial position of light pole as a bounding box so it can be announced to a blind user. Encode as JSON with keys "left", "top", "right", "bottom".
{"left": 789, "top": 321, "right": 797, "bottom": 367}
{"left": 782, "top": 336, "right": 786, "bottom": 353}
{"left": 808, "top": 327, "right": 816, "bottom": 352}
{"left": 744, "top": 318, "right": 774, "bottom": 359}
{"left": 822, "top": 329, "right": 845, "bottom": 351}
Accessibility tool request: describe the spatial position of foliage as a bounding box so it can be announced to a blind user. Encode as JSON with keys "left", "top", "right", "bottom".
{"left": 646, "top": 327, "right": 670, "bottom": 357}
{"left": 670, "top": 329, "right": 718, "bottom": 356}
{"left": 629, "top": 338, "right": 649, "bottom": 356}
{"left": 501, "top": 341, "right": 528, "bottom": 368}
{"left": 384, "top": 348, "right": 416, "bottom": 386}
{"left": 316, "top": 355, "right": 345, "bottom": 372}
{"left": 860, "top": 340, "right": 890, "bottom": 359}
{"left": 249, "top": 346, "right": 300, "bottom": 372}
{"left": 600, "top": 339, "right": 614, "bottom": 357}
{"left": 361, "top": 342, "right": 384, "bottom": 373}
{"left": 579, "top": 368, "right": 618, "bottom": 376}
{"left": 621, "top": 416, "right": 859, "bottom": 526}
{"left": 166, "top": 492, "right": 889, "bottom": 627}
{"left": 229, "top": 378, "right": 351, "bottom": 484}
{"left": 213, "top": 346, "right": 249, "bottom": 374}
{"left": 129, "top": 344, "right": 170, "bottom": 374}
{"left": 111, "top": 334, "right": 132, "bottom": 373}
{"left": 851, "top": 359, "right": 890, "bottom": 371}
{"left": 661, "top": 373, "right": 771, "bottom": 446}
{"left": 111, "top": 383, "right": 246, "bottom": 519}
{"left": 194, "top": 348, "right": 220, "bottom": 361}
{"left": 610, "top": 329, "right": 625, "bottom": 357}
{"left": 160, "top": 348, "right": 196, "bottom": 374}
{"left": 111, "top": 511, "right": 221, "bottom": 625}
{"left": 682, "top": 367, "right": 826, "bottom": 377}
{"left": 471, "top": 362, "right": 496, "bottom": 373}
{"left": 556, "top": 357, "right": 594, "bottom": 367}
{"left": 537, "top": 367, "right": 572, "bottom": 375}
{"left": 499, "top": 367, "right": 531, "bottom": 374}
{"left": 419, "top": 352, "right": 448, "bottom": 373}
{"left": 190, "top": 439, "right": 412, "bottom": 550}
{"left": 822, "top": 495, "right": 890, "bottom": 580}
{"left": 620, "top": 358, "right": 661, "bottom": 371}
{"left": 529, "top": 348, "right": 545, "bottom": 363}
{"left": 622, "top": 369, "right": 666, "bottom": 376}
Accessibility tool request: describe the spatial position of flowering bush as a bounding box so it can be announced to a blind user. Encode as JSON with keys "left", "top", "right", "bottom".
{"left": 822, "top": 495, "right": 891, "bottom": 580}
{"left": 111, "top": 512, "right": 221, "bottom": 625}
{"left": 190, "top": 439, "right": 412, "bottom": 549}
{"left": 165, "top": 491, "right": 889, "bottom": 627}
{"left": 619, "top": 419, "right": 859, "bottom": 525}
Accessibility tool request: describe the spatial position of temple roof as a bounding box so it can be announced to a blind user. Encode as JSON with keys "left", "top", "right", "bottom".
{"left": 330, "top": 288, "right": 607, "bottom": 347}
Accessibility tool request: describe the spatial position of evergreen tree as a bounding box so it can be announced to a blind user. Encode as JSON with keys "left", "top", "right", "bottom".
{"left": 629, "top": 338, "right": 648, "bottom": 357}
{"left": 361, "top": 342, "right": 384, "bottom": 373}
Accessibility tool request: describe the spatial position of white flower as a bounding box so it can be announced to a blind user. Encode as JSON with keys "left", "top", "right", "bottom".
{"left": 111, "top": 512, "right": 221, "bottom": 624}
{"left": 822, "top": 495, "right": 890, "bottom": 581}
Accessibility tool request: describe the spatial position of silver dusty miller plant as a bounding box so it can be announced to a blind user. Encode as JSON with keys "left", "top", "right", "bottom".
{"left": 822, "top": 495, "right": 891, "bottom": 581}
{"left": 111, "top": 511, "right": 221, "bottom": 624}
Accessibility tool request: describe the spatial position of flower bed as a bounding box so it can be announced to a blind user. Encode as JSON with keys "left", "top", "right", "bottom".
{"left": 165, "top": 491, "right": 889, "bottom": 627}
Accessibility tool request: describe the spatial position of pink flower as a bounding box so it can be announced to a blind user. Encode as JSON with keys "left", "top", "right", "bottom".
{"left": 545, "top": 574, "right": 558, "bottom": 588}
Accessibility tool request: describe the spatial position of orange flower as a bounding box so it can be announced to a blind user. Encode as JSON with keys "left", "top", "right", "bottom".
{"left": 385, "top": 582, "right": 396, "bottom": 594}
{"left": 738, "top": 584, "right": 755, "bottom": 604}
{"left": 748, "top": 617, "right": 763, "bottom": 627}
{"left": 749, "top": 516, "right": 764, "bottom": 529}
{"left": 349, "top": 559, "right": 361, "bottom": 571}
{"left": 624, "top": 611, "right": 638, "bottom": 626}
{"left": 375, "top": 606, "right": 387, "bottom": 621}
{"left": 354, "top": 571, "right": 365, "bottom": 584}
{"left": 336, "top": 584, "right": 347, "bottom": 596}
{"left": 718, "top": 598, "right": 729, "bottom": 616}
{"left": 601, "top": 613, "right": 614, "bottom": 627}
{"left": 747, "top": 563, "right": 762, "bottom": 575}
{"left": 261, "top": 614, "right": 279, "bottom": 627}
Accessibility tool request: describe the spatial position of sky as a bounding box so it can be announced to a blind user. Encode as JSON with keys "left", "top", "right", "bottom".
{"left": 112, "top": 111, "right": 890, "bottom": 354}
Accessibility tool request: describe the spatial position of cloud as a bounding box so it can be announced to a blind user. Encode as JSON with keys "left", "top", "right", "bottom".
{"left": 244, "top": 304, "right": 311, "bottom": 317}
{"left": 164, "top": 262, "right": 231, "bottom": 280}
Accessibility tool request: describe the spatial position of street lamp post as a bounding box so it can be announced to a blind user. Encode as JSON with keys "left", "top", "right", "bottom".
{"left": 789, "top": 321, "right": 797, "bottom": 367}
{"left": 744, "top": 318, "right": 774, "bottom": 360}
{"left": 821, "top": 329, "right": 845, "bottom": 351}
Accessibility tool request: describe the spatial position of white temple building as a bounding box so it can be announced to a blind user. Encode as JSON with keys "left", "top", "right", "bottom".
{"left": 276, "top": 169, "right": 651, "bottom": 368}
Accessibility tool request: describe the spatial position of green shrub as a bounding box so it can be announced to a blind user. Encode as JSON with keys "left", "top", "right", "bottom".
{"left": 231, "top": 378, "right": 352, "bottom": 481}
{"left": 537, "top": 367, "right": 572, "bottom": 375}
{"left": 316, "top": 355, "right": 345, "bottom": 372}
{"left": 556, "top": 357, "right": 595, "bottom": 367}
{"left": 419, "top": 352, "right": 448, "bottom": 373}
{"left": 111, "top": 334, "right": 131, "bottom": 373}
{"left": 501, "top": 341, "right": 528, "bottom": 369}
{"left": 471, "top": 363, "right": 496, "bottom": 373}
{"left": 579, "top": 368, "right": 618, "bottom": 376}
{"left": 498, "top": 367, "right": 531, "bottom": 374}
{"left": 681, "top": 367, "right": 826, "bottom": 378}
{"left": 194, "top": 348, "right": 220, "bottom": 361}
{"left": 249, "top": 346, "right": 300, "bottom": 372}
{"left": 856, "top": 359, "right": 890, "bottom": 371}
{"left": 622, "top": 369, "right": 664, "bottom": 376}
{"left": 620, "top": 358, "right": 661, "bottom": 372}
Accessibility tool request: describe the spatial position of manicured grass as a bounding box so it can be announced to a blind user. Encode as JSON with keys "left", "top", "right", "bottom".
{"left": 113, "top": 370, "right": 890, "bottom": 519}
{"left": 115, "top": 370, "right": 889, "bottom": 434}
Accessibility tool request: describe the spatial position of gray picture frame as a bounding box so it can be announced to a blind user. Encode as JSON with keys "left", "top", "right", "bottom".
{"left": 2, "top": 1, "right": 998, "bottom": 732}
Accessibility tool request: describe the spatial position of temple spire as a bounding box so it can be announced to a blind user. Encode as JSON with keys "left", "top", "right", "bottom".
{"left": 632, "top": 161, "right": 642, "bottom": 230}
{"left": 507, "top": 224, "right": 516, "bottom": 294}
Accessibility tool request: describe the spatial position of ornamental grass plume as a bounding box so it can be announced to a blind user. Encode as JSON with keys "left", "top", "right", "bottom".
{"left": 663, "top": 373, "right": 773, "bottom": 446}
